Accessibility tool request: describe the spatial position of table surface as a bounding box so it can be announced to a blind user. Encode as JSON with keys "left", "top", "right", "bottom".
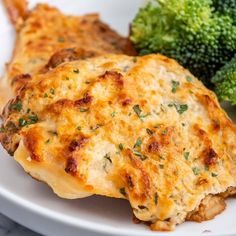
{"left": 0, "top": 213, "right": 40, "bottom": 236}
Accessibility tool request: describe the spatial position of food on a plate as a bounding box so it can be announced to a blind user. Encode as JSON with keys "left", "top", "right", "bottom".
{"left": 211, "top": 56, "right": 236, "bottom": 106}
{"left": 0, "top": 0, "right": 135, "bottom": 110}
{"left": 130, "top": 0, "right": 236, "bottom": 86}
{"left": 1, "top": 54, "right": 236, "bottom": 231}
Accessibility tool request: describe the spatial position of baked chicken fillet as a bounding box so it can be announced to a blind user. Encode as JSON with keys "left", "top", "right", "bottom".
{"left": 1, "top": 54, "right": 235, "bottom": 230}
{"left": 0, "top": 0, "right": 135, "bottom": 109}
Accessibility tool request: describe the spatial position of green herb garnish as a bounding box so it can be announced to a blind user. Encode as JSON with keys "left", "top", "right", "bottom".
{"left": 192, "top": 167, "right": 200, "bottom": 175}
{"left": 132, "top": 104, "right": 150, "bottom": 120}
{"left": 159, "top": 164, "right": 164, "bottom": 169}
{"left": 171, "top": 80, "right": 180, "bottom": 93}
{"left": 111, "top": 112, "right": 116, "bottom": 117}
{"left": 186, "top": 76, "right": 193, "bottom": 82}
{"left": 174, "top": 104, "right": 188, "bottom": 114}
{"left": 146, "top": 128, "right": 153, "bottom": 136}
{"left": 77, "top": 126, "right": 82, "bottom": 131}
{"left": 28, "top": 115, "right": 38, "bottom": 124}
{"left": 133, "top": 150, "right": 147, "bottom": 161}
{"left": 119, "top": 143, "right": 124, "bottom": 151}
{"left": 18, "top": 118, "right": 28, "bottom": 127}
{"left": 184, "top": 152, "right": 190, "bottom": 160}
{"left": 162, "top": 129, "right": 167, "bottom": 135}
{"left": 10, "top": 101, "right": 22, "bottom": 112}
{"left": 0, "top": 127, "right": 5, "bottom": 133}
{"left": 134, "top": 137, "right": 142, "bottom": 148}
{"left": 80, "top": 108, "right": 89, "bottom": 112}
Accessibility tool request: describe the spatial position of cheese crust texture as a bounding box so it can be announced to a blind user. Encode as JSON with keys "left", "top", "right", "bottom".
{"left": 0, "top": 2, "right": 135, "bottom": 110}
{"left": 1, "top": 54, "right": 236, "bottom": 230}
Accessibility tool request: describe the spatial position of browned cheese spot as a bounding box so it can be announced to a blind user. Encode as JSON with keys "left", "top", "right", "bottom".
{"left": 65, "top": 157, "right": 77, "bottom": 175}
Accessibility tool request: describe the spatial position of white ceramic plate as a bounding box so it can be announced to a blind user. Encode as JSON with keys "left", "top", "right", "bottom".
{"left": 0, "top": 1, "right": 236, "bottom": 235}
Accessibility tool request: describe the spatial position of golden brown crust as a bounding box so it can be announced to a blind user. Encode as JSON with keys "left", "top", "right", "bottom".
{"left": 186, "top": 195, "right": 226, "bottom": 222}
{"left": 0, "top": 3, "right": 136, "bottom": 109}
{"left": 0, "top": 54, "right": 235, "bottom": 231}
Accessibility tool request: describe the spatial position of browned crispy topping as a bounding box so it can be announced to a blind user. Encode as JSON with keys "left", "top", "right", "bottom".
{"left": 126, "top": 173, "right": 134, "bottom": 188}
{"left": 11, "top": 73, "right": 31, "bottom": 86}
{"left": 212, "top": 119, "right": 220, "bottom": 131}
{"left": 75, "top": 94, "right": 93, "bottom": 106}
{"left": 65, "top": 157, "right": 77, "bottom": 175}
{"left": 68, "top": 137, "right": 88, "bottom": 152}
{"left": 148, "top": 141, "right": 161, "bottom": 153}
{"left": 99, "top": 71, "right": 124, "bottom": 87}
{"left": 122, "top": 98, "right": 132, "bottom": 106}
{"left": 204, "top": 148, "right": 218, "bottom": 166}
{"left": 196, "top": 178, "right": 208, "bottom": 186}
{"left": 42, "top": 48, "right": 103, "bottom": 72}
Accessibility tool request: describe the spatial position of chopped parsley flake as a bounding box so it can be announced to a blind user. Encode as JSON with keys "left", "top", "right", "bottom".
{"left": 50, "top": 88, "right": 55, "bottom": 95}
{"left": 73, "top": 69, "right": 80, "bottom": 74}
{"left": 133, "top": 150, "right": 148, "bottom": 161}
{"left": 132, "top": 104, "right": 150, "bottom": 120}
{"left": 186, "top": 76, "right": 193, "bottom": 82}
{"left": 80, "top": 108, "right": 89, "bottom": 112}
{"left": 154, "top": 192, "right": 158, "bottom": 205}
{"left": 119, "top": 187, "right": 126, "bottom": 196}
{"left": 133, "top": 104, "right": 142, "bottom": 117}
{"left": 171, "top": 80, "right": 180, "bottom": 93}
{"left": 18, "top": 118, "right": 27, "bottom": 127}
{"left": 159, "top": 164, "right": 164, "bottom": 169}
{"left": 211, "top": 172, "right": 218, "bottom": 177}
{"left": 77, "top": 126, "right": 82, "bottom": 131}
{"left": 119, "top": 143, "right": 124, "bottom": 151}
{"left": 184, "top": 152, "right": 190, "bottom": 160}
{"left": 133, "top": 57, "right": 137, "bottom": 63}
{"left": 146, "top": 128, "right": 153, "bottom": 136}
{"left": 10, "top": 101, "right": 22, "bottom": 112}
{"left": 192, "top": 167, "right": 200, "bottom": 175}
{"left": 111, "top": 112, "right": 116, "bottom": 117}
{"left": 18, "top": 115, "right": 38, "bottom": 127}
{"left": 162, "top": 129, "right": 167, "bottom": 135}
{"left": 28, "top": 115, "right": 38, "bottom": 124}
{"left": 174, "top": 104, "right": 188, "bottom": 114}
{"left": 104, "top": 153, "right": 112, "bottom": 163}
{"left": 134, "top": 137, "right": 142, "bottom": 148}
{"left": 0, "top": 127, "right": 5, "bottom": 133}
{"left": 44, "top": 93, "right": 48, "bottom": 98}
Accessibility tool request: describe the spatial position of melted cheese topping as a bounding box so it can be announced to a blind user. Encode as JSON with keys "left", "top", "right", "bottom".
{"left": 1, "top": 54, "right": 236, "bottom": 230}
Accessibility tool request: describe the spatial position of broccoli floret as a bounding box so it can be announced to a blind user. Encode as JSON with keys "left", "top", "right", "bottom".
{"left": 130, "top": 0, "right": 236, "bottom": 85}
{"left": 211, "top": 56, "right": 236, "bottom": 105}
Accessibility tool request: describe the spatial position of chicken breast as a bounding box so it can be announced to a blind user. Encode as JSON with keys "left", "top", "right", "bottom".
{"left": 1, "top": 54, "right": 235, "bottom": 230}
{"left": 0, "top": 1, "right": 135, "bottom": 109}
